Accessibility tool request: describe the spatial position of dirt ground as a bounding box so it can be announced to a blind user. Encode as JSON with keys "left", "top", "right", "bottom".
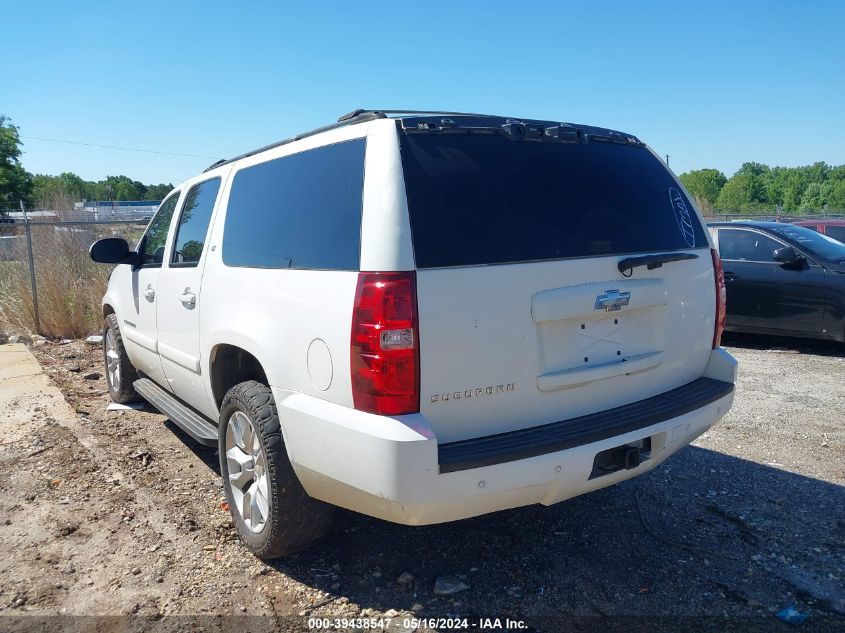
{"left": 0, "top": 333, "right": 843, "bottom": 632}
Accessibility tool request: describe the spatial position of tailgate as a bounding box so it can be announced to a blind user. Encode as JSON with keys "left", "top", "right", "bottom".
{"left": 417, "top": 253, "right": 715, "bottom": 442}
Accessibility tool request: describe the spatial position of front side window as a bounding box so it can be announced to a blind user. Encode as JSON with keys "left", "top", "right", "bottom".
{"left": 140, "top": 192, "right": 180, "bottom": 266}
{"left": 222, "top": 139, "right": 366, "bottom": 270}
{"left": 171, "top": 178, "right": 221, "bottom": 266}
{"left": 718, "top": 229, "right": 782, "bottom": 262}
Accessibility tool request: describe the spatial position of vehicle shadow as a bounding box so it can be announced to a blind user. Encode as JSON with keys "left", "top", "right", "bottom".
{"left": 722, "top": 331, "right": 845, "bottom": 358}
{"left": 162, "top": 419, "right": 220, "bottom": 474}
{"left": 268, "top": 445, "right": 845, "bottom": 625}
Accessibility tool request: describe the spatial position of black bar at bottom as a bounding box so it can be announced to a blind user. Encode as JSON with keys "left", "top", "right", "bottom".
{"left": 438, "top": 377, "right": 734, "bottom": 473}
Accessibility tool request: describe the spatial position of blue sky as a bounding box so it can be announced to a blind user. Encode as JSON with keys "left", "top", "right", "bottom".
{"left": 3, "top": 0, "right": 844, "bottom": 185}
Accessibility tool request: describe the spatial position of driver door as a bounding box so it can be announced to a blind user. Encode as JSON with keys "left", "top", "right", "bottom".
{"left": 120, "top": 191, "right": 181, "bottom": 388}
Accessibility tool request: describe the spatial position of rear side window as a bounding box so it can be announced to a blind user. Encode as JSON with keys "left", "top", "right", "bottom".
{"left": 222, "top": 139, "right": 366, "bottom": 270}
{"left": 399, "top": 134, "right": 708, "bottom": 268}
{"left": 171, "top": 177, "right": 221, "bottom": 266}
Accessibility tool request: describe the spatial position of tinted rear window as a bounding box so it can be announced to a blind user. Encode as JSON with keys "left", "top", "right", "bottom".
{"left": 223, "top": 139, "right": 366, "bottom": 270}
{"left": 399, "top": 133, "right": 707, "bottom": 268}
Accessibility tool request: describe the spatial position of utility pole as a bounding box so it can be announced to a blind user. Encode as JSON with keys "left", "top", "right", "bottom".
{"left": 665, "top": 154, "right": 670, "bottom": 166}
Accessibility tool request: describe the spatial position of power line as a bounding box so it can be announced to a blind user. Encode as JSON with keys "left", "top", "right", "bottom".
{"left": 20, "top": 135, "right": 221, "bottom": 160}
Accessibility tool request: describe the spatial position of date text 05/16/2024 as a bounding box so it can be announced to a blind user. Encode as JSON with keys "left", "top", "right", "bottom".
{"left": 307, "top": 617, "right": 529, "bottom": 630}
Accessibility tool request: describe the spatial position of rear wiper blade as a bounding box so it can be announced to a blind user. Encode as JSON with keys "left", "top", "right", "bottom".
{"left": 618, "top": 252, "right": 699, "bottom": 277}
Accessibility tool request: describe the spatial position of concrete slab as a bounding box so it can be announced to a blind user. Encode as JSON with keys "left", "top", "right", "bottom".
{"left": 0, "top": 344, "right": 77, "bottom": 444}
{"left": 0, "top": 343, "right": 42, "bottom": 380}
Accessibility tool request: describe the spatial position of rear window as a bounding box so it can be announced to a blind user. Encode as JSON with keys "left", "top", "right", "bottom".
{"left": 399, "top": 133, "right": 708, "bottom": 268}
{"left": 223, "top": 139, "right": 366, "bottom": 270}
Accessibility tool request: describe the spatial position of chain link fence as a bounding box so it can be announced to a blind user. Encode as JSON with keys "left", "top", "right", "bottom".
{"left": 0, "top": 217, "right": 147, "bottom": 338}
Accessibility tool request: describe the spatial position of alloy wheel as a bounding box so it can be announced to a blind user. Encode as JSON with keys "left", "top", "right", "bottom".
{"left": 225, "top": 411, "right": 270, "bottom": 532}
{"left": 104, "top": 329, "right": 121, "bottom": 392}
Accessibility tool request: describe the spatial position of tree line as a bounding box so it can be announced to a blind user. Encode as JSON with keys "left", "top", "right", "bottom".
{"left": 1, "top": 115, "right": 172, "bottom": 212}
{"left": 679, "top": 162, "right": 845, "bottom": 215}
{"left": 31, "top": 173, "right": 173, "bottom": 210}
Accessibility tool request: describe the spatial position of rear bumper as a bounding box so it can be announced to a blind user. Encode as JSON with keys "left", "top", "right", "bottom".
{"left": 276, "top": 348, "right": 737, "bottom": 526}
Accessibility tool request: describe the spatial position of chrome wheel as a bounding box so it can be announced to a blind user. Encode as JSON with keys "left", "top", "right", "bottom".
{"left": 105, "top": 329, "right": 121, "bottom": 392}
{"left": 225, "top": 411, "right": 269, "bottom": 533}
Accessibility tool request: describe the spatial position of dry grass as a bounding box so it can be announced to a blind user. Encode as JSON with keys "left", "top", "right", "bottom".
{"left": 0, "top": 224, "right": 144, "bottom": 339}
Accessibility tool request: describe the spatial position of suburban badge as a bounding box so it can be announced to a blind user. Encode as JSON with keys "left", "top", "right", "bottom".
{"left": 430, "top": 383, "right": 516, "bottom": 404}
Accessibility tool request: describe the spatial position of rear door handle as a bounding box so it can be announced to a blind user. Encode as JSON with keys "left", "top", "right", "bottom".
{"left": 178, "top": 288, "right": 196, "bottom": 308}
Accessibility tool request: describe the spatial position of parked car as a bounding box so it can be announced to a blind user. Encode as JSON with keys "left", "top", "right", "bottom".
{"left": 792, "top": 218, "right": 845, "bottom": 244}
{"left": 709, "top": 221, "right": 845, "bottom": 342}
{"left": 90, "top": 109, "right": 737, "bottom": 558}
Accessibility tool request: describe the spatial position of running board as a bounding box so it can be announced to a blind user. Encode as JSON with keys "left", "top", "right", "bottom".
{"left": 133, "top": 378, "right": 218, "bottom": 447}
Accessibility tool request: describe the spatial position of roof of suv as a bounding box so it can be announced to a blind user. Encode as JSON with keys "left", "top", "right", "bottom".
{"left": 204, "top": 109, "right": 643, "bottom": 172}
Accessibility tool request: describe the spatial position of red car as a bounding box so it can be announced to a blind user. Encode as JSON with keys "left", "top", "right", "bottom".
{"left": 792, "top": 219, "right": 845, "bottom": 243}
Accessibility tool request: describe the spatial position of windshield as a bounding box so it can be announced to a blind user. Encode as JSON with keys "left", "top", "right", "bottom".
{"left": 768, "top": 224, "right": 845, "bottom": 262}
{"left": 399, "top": 132, "right": 708, "bottom": 268}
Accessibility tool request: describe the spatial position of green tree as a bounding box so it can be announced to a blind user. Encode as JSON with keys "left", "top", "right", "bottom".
{"left": 101, "top": 175, "right": 141, "bottom": 201}
{"left": 735, "top": 161, "right": 770, "bottom": 179}
{"left": 715, "top": 162, "right": 771, "bottom": 212}
{"left": 32, "top": 171, "right": 90, "bottom": 209}
{"left": 798, "top": 181, "right": 833, "bottom": 212}
{"left": 716, "top": 173, "right": 757, "bottom": 212}
{"left": 0, "top": 115, "right": 33, "bottom": 209}
{"left": 679, "top": 169, "right": 727, "bottom": 209}
{"left": 828, "top": 180, "right": 845, "bottom": 211}
{"left": 144, "top": 183, "right": 173, "bottom": 200}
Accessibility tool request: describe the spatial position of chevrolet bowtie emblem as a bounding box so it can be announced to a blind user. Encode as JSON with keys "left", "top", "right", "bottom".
{"left": 594, "top": 289, "right": 631, "bottom": 312}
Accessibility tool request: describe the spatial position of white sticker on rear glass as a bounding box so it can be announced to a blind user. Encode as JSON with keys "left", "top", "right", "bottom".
{"left": 669, "top": 187, "right": 696, "bottom": 248}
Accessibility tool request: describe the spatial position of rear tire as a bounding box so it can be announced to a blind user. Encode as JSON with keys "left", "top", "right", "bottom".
{"left": 103, "top": 313, "right": 139, "bottom": 404}
{"left": 219, "top": 380, "right": 334, "bottom": 559}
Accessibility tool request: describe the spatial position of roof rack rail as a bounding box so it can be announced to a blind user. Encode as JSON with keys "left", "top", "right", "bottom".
{"left": 204, "top": 110, "right": 387, "bottom": 172}
{"left": 338, "top": 109, "right": 503, "bottom": 121}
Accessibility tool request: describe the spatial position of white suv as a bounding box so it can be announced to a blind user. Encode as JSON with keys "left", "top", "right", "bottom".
{"left": 90, "top": 109, "right": 737, "bottom": 559}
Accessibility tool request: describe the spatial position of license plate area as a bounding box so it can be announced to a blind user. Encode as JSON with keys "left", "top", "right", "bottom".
{"left": 589, "top": 437, "right": 652, "bottom": 479}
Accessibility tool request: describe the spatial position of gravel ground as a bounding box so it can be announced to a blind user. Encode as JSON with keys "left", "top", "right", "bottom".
{"left": 0, "top": 333, "right": 843, "bottom": 632}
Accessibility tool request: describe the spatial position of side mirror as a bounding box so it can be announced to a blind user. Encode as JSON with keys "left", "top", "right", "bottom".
{"left": 772, "top": 246, "right": 799, "bottom": 263}
{"left": 89, "top": 238, "right": 137, "bottom": 265}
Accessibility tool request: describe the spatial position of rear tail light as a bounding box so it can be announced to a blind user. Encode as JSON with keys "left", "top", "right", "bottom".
{"left": 350, "top": 271, "right": 420, "bottom": 415}
{"left": 711, "top": 248, "right": 726, "bottom": 348}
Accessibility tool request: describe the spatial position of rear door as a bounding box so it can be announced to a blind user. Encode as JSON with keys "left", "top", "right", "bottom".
{"left": 398, "top": 128, "right": 716, "bottom": 443}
